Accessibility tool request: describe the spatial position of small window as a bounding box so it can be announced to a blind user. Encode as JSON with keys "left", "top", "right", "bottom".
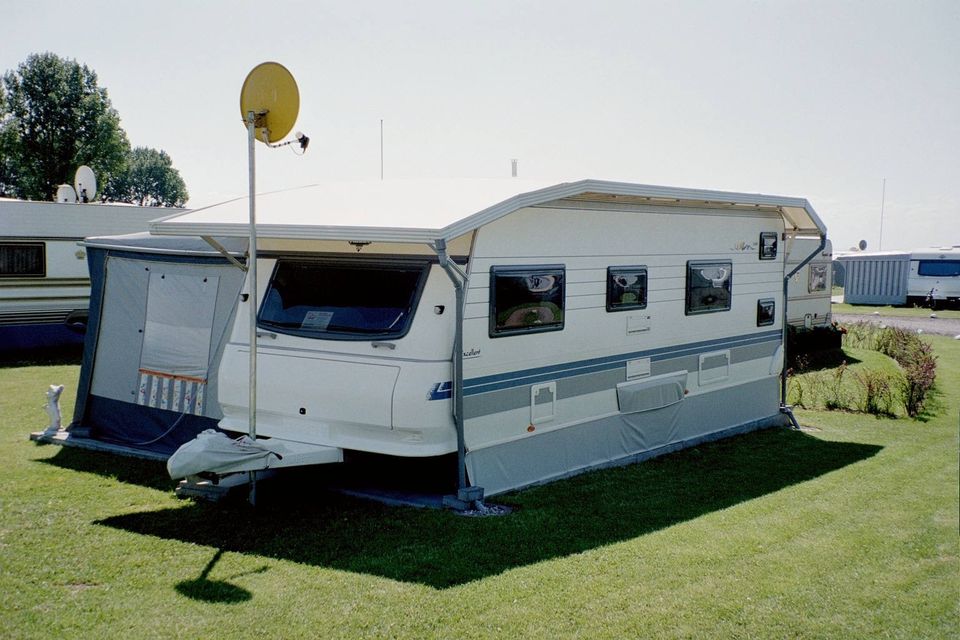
{"left": 686, "top": 260, "right": 732, "bottom": 315}
{"left": 490, "top": 265, "right": 564, "bottom": 336}
{"left": 808, "top": 264, "right": 828, "bottom": 293}
{"left": 0, "top": 242, "right": 45, "bottom": 277}
{"left": 258, "top": 259, "right": 428, "bottom": 340}
{"left": 917, "top": 260, "right": 960, "bottom": 277}
{"left": 759, "top": 232, "right": 778, "bottom": 260}
{"left": 757, "top": 298, "right": 776, "bottom": 326}
{"left": 607, "top": 266, "right": 648, "bottom": 311}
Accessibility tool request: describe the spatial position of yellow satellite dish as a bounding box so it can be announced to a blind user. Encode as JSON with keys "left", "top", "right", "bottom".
{"left": 240, "top": 62, "right": 300, "bottom": 143}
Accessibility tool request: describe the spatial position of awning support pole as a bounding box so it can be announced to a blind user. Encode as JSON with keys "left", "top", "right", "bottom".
{"left": 432, "top": 239, "right": 483, "bottom": 509}
{"left": 201, "top": 235, "right": 247, "bottom": 272}
{"left": 246, "top": 110, "right": 259, "bottom": 505}
{"left": 780, "top": 231, "right": 827, "bottom": 429}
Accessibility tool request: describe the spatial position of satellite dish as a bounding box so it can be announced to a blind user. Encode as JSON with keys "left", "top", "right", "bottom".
{"left": 74, "top": 165, "right": 97, "bottom": 203}
{"left": 858, "top": 239, "right": 867, "bottom": 251}
{"left": 55, "top": 184, "right": 78, "bottom": 203}
{"left": 240, "top": 62, "right": 299, "bottom": 143}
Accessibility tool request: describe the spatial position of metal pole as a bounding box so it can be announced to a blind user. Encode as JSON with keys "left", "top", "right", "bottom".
{"left": 380, "top": 119, "right": 384, "bottom": 180}
{"left": 878, "top": 178, "right": 886, "bottom": 251}
{"left": 246, "top": 111, "right": 259, "bottom": 504}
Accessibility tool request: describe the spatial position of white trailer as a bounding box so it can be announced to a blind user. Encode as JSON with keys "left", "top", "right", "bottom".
{"left": 153, "top": 179, "right": 826, "bottom": 500}
{"left": 0, "top": 199, "right": 171, "bottom": 350}
{"left": 906, "top": 247, "right": 960, "bottom": 308}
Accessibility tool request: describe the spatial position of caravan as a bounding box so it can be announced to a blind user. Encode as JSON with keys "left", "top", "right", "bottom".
{"left": 150, "top": 179, "right": 826, "bottom": 498}
{"left": 0, "top": 199, "right": 164, "bottom": 350}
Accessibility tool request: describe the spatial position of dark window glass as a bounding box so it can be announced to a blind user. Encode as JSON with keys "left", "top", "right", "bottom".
{"left": 258, "top": 260, "right": 427, "bottom": 340}
{"left": 607, "top": 266, "right": 648, "bottom": 311}
{"left": 0, "top": 243, "right": 45, "bottom": 277}
{"left": 490, "top": 265, "right": 564, "bottom": 336}
{"left": 917, "top": 260, "right": 960, "bottom": 277}
{"left": 757, "top": 298, "right": 776, "bottom": 326}
{"left": 686, "top": 260, "right": 732, "bottom": 315}
{"left": 759, "top": 232, "right": 778, "bottom": 260}
{"left": 808, "top": 264, "right": 829, "bottom": 292}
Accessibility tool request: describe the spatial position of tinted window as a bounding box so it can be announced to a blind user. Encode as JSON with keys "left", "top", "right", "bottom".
{"left": 759, "top": 232, "right": 778, "bottom": 260}
{"left": 607, "top": 266, "right": 647, "bottom": 311}
{"left": 259, "top": 260, "right": 427, "bottom": 340}
{"left": 686, "top": 261, "right": 732, "bottom": 315}
{"left": 0, "top": 243, "right": 45, "bottom": 277}
{"left": 757, "top": 298, "right": 776, "bottom": 326}
{"left": 917, "top": 260, "right": 960, "bottom": 277}
{"left": 490, "top": 265, "right": 564, "bottom": 336}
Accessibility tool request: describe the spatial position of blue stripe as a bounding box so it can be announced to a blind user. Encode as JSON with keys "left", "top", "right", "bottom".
{"left": 428, "top": 329, "right": 782, "bottom": 400}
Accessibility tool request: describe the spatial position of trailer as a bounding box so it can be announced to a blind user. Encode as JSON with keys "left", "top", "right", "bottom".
{"left": 906, "top": 247, "right": 960, "bottom": 308}
{"left": 0, "top": 199, "right": 168, "bottom": 351}
{"left": 149, "top": 179, "right": 825, "bottom": 501}
{"left": 836, "top": 247, "right": 960, "bottom": 309}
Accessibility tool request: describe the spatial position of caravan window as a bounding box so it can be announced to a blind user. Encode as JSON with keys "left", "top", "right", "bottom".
{"left": 607, "top": 266, "right": 648, "bottom": 311}
{"left": 258, "top": 259, "right": 428, "bottom": 340}
{"left": 917, "top": 260, "right": 960, "bottom": 277}
{"left": 759, "top": 232, "right": 778, "bottom": 260}
{"left": 808, "top": 264, "right": 829, "bottom": 293}
{"left": 685, "top": 260, "right": 732, "bottom": 315}
{"left": 0, "top": 242, "right": 45, "bottom": 277}
{"left": 490, "top": 265, "right": 565, "bottom": 336}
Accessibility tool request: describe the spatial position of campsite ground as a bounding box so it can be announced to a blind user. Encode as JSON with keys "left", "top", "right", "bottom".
{"left": 1, "top": 338, "right": 957, "bottom": 639}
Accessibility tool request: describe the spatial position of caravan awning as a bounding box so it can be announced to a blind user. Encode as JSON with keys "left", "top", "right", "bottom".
{"left": 149, "top": 179, "right": 827, "bottom": 243}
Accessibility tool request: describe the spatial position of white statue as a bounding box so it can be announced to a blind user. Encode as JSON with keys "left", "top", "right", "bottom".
{"left": 43, "top": 384, "right": 65, "bottom": 436}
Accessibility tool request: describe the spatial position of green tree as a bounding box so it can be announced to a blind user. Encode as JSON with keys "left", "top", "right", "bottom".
{"left": 103, "top": 146, "right": 189, "bottom": 207}
{"left": 0, "top": 52, "right": 130, "bottom": 200}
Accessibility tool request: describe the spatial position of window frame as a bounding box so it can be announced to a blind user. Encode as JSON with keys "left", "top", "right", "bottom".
{"left": 0, "top": 242, "right": 46, "bottom": 278}
{"left": 257, "top": 257, "right": 431, "bottom": 341}
{"left": 685, "top": 260, "right": 733, "bottom": 316}
{"left": 606, "top": 265, "right": 648, "bottom": 312}
{"left": 489, "top": 264, "right": 566, "bottom": 337}
{"left": 759, "top": 232, "right": 778, "bottom": 260}
{"left": 756, "top": 298, "right": 776, "bottom": 327}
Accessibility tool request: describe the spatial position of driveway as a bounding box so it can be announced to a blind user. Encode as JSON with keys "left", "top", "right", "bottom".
{"left": 833, "top": 313, "right": 960, "bottom": 337}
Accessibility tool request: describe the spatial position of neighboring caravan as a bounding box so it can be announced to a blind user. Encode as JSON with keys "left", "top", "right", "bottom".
{"left": 786, "top": 238, "right": 833, "bottom": 330}
{"left": 0, "top": 199, "right": 166, "bottom": 350}
{"left": 836, "top": 247, "right": 960, "bottom": 308}
{"left": 66, "top": 233, "right": 246, "bottom": 455}
{"left": 906, "top": 247, "right": 960, "bottom": 307}
{"left": 151, "top": 179, "right": 826, "bottom": 498}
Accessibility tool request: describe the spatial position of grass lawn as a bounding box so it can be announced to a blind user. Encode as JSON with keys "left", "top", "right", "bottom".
{"left": 832, "top": 302, "right": 960, "bottom": 319}
{"left": 1, "top": 340, "right": 958, "bottom": 639}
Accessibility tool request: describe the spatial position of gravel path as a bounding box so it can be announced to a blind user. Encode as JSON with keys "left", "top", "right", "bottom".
{"left": 833, "top": 313, "right": 960, "bottom": 337}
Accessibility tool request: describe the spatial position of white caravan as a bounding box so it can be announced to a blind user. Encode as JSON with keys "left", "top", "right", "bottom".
{"left": 785, "top": 238, "right": 833, "bottom": 329}
{"left": 906, "top": 247, "right": 960, "bottom": 308}
{"left": 0, "top": 199, "right": 170, "bottom": 350}
{"left": 153, "top": 179, "right": 826, "bottom": 499}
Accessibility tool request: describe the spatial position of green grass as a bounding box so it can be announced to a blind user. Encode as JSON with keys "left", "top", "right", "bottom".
{"left": 1, "top": 343, "right": 958, "bottom": 639}
{"left": 832, "top": 302, "right": 960, "bottom": 319}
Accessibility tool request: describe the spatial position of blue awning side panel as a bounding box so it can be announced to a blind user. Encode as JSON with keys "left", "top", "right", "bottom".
{"left": 85, "top": 394, "right": 221, "bottom": 455}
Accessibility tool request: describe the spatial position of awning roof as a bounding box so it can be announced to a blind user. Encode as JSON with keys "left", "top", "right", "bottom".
{"left": 149, "top": 179, "right": 826, "bottom": 244}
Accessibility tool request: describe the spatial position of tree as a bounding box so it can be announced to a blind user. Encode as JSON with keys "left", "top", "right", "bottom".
{"left": 103, "top": 146, "right": 189, "bottom": 207}
{"left": 0, "top": 53, "right": 130, "bottom": 201}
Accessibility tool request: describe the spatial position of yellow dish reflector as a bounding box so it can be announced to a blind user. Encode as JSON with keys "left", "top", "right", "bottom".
{"left": 240, "top": 62, "right": 300, "bottom": 143}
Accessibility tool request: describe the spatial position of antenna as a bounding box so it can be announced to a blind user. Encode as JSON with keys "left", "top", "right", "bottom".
{"left": 511, "top": 159, "right": 518, "bottom": 178}
{"left": 74, "top": 165, "right": 97, "bottom": 203}
{"left": 238, "top": 61, "right": 303, "bottom": 505}
{"left": 878, "top": 178, "right": 886, "bottom": 250}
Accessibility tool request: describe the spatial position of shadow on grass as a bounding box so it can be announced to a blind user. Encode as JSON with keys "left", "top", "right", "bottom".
{"left": 38, "top": 447, "right": 174, "bottom": 492}
{"left": 175, "top": 549, "right": 269, "bottom": 604}
{"left": 0, "top": 344, "right": 84, "bottom": 368}
{"left": 94, "top": 428, "right": 882, "bottom": 590}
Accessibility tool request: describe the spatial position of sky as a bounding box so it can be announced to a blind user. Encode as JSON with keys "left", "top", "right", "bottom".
{"left": 3, "top": 0, "right": 958, "bottom": 252}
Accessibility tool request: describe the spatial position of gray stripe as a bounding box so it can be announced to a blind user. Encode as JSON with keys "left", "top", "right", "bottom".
{"left": 463, "top": 339, "right": 779, "bottom": 419}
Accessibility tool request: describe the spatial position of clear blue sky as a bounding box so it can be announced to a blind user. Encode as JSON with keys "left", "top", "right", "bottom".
{"left": 4, "top": 1, "right": 958, "bottom": 252}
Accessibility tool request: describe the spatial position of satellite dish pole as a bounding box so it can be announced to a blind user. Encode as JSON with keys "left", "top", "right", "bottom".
{"left": 878, "top": 177, "right": 886, "bottom": 251}
{"left": 239, "top": 62, "right": 302, "bottom": 505}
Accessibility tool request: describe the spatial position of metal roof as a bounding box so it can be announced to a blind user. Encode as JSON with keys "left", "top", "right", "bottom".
{"left": 149, "top": 179, "right": 826, "bottom": 244}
